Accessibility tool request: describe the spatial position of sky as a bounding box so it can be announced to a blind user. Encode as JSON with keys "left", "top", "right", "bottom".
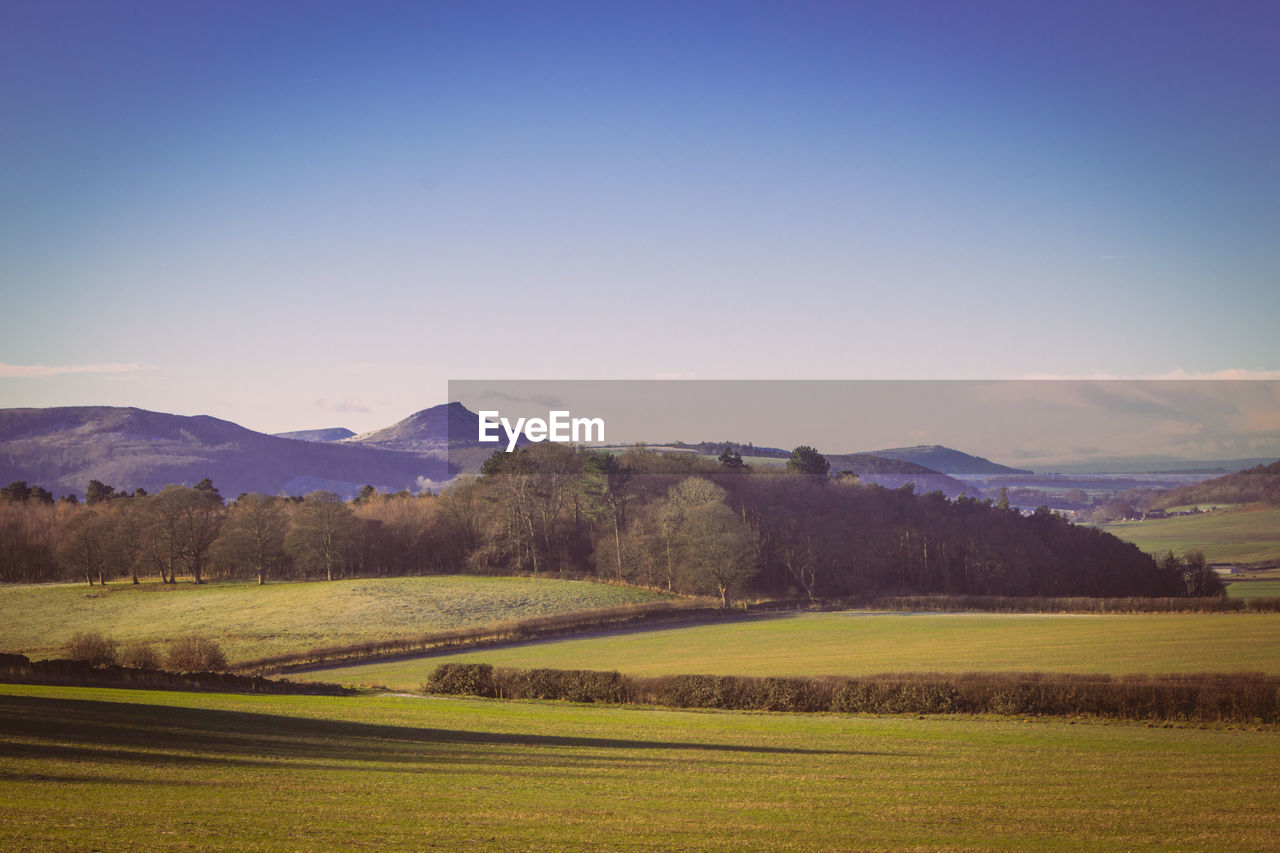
{"left": 1, "top": 1, "right": 1278, "bottom": 440}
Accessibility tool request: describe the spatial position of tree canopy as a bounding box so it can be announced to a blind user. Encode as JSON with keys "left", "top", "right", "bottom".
{"left": 786, "top": 446, "right": 830, "bottom": 478}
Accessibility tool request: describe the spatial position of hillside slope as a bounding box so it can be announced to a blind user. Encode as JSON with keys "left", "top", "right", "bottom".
{"left": 344, "top": 401, "right": 527, "bottom": 454}
{"left": 0, "top": 575, "right": 675, "bottom": 664}
{"left": 1150, "top": 460, "right": 1280, "bottom": 509}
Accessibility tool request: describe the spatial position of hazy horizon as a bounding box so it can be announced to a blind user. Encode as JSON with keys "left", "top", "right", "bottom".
{"left": 450, "top": 379, "right": 1280, "bottom": 469}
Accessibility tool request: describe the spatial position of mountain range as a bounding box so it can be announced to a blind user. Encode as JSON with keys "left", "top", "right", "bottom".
{"left": 0, "top": 402, "right": 1037, "bottom": 500}
{"left": 0, "top": 407, "right": 445, "bottom": 500}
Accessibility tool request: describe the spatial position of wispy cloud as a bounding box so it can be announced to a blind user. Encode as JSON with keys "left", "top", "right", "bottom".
{"left": 1018, "top": 368, "right": 1280, "bottom": 381}
{"left": 415, "top": 476, "right": 449, "bottom": 492}
{"left": 316, "top": 397, "right": 370, "bottom": 413}
{"left": 1148, "top": 368, "right": 1280, "bottom": 381}
{"left": 0, "top": 361, "right": 158, "bottom": 378}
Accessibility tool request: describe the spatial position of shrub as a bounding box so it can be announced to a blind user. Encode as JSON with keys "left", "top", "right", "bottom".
{"left": 1246, "top": 597, "right": 1280, "bottom": 613}
{"left": 828, "top": 678, "right": 959, "bottom": 714}
{"left": 737, "top": 676, "right": 834, "bottom": 712}
{"left": 561, "top": 669, "right": 627, "bottom": 703}
{"left": 987, "top": 685, "right": 1035, "bottom": 716}
{"left": 167, "top": 636, "right": 227, "bottom": 672}
{"left": 495, "top": 668, "right": 629, "bottom": 703}
{"left": 646, "top": 674, "right": 739, "bottom": 708}
{"left": 427, "top": 663, "right": 495, "bottom": 697}
{"left": 830, "top": 680, "right": 875, "bottom": 713}
{"left": 64, "top": 631, "right": 117, "bottom": 666}
{"left": 119, "top": 642, "right": 161, "bottom": 670}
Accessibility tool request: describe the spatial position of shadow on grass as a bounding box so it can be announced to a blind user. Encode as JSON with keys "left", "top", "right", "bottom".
{"left": 0, "top": 693, "right": 895, "bottom": 778}
{"left": 0, "top": 768, "right": 200, "bottom": 786}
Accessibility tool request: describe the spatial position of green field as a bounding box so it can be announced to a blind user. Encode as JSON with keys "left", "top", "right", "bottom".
{"left": 0, "top": 576, "right": 674, "bottom": 664}
{"left": 310, "top": 611, "right": 1280, "bottom": 691}
{"left": 1100, "top": 506, "right": 1280, "bottom": 563}
{"left": 1, "top": 683, "right": 1276, "bottom": 851}
{"left": 1227, "top": 579, "right": 1280, "bottom": 600}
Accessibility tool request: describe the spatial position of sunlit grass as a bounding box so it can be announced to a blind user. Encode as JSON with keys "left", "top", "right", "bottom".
{"left": 1100, "top": 506, "right": 1280, "bottom": 563}
{"left": 311, "top": 611, "right": 1280, "bottom": 691}
{"left": 1, "top": 683, "right": 1277, "bottom": 851}
{"left": 1227, "top": 579, "right": 1280, "bottom": 600}
{"left": 0, "top": 576, "right": 674, "bottom": 663}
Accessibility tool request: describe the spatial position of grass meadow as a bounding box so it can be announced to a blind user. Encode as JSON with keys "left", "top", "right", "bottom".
{"left": 1, "top": 683, "right": 1277, "bottom": 851}
{"left": 0, "top": 576, "right": 674, "bottom": 664}
{"left": 308, "top": 611, "right": 1280, "bottom": 691}
{"left": 1100, "top": 506, "right": 1280, "bottom": 564}
{"left": 1227, "top": 578, "right": 1280, "bottom": 599}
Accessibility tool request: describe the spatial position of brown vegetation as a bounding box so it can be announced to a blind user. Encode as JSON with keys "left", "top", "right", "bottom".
{"left": 0, "top": 652, "right": 350, "bottom": 695}
{"left": 426, "top": 663, "right": 1280, "bottom": 723}
{"left": 864, "top": 594, "right": 1280, "bottom": 613}
{"left": 166, "top": 636, "right": 228, "bottom": 672}
{"left": 64, "top": 631, "right": 118, "bottom": 665}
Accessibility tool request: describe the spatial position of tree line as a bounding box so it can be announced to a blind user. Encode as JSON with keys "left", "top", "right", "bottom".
{"left": 0, "top": 442, "right": 1191, "bottom": 599}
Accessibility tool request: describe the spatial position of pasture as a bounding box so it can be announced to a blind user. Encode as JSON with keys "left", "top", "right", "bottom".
{"left": 1227, "top": 579, "right": 1280, "bottom": 600}
{"left": 1, "top": 683, "right": 1277, "bottom": 851}
{"left": 1100, "top": 506, "right": 1280, "bottom": 564}
{"left": 0, "top": 576, "right": 674, "bottom": 664}
{"left": 309, "top": 611, "right": 1280, "bottom": 691}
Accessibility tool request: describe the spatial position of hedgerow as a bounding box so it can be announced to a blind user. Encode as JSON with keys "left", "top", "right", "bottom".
{"left": 424, "top": 663, "right": 1280, "bottom": 723}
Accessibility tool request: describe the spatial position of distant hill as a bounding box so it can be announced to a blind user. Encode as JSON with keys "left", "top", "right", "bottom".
{"left": 1149, "top": 460, "right": 1280, "bottom": 509}
{"left": 823, "top": 452, "right": 975, "bottom": 497}
{"left": 343, "top": 402, "right": 526, "bottom": 454}
{"left": 0, "top": 407, "right": 447, "bottom": 499}
{"left": 869, "top": 445, "right": 1032, "bottom": 476}
{"left": 273, "top": 427, "right": 356, "bottom": 442}
{"left": 667, "top": 441, "right": 975, "bottom": 497}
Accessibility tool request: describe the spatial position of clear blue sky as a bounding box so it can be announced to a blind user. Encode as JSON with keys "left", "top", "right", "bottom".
{"left": 2, "top": 1, "right": 1277, "bottom": 434}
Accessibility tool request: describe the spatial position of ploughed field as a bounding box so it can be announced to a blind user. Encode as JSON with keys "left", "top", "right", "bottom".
{"left": 1, "top": 683, "right": 1277, "bottom": 851}
{"left": 307, "top": 612, "right": 1280, "bottom": 691}
{"left": 0, "top": 576, "right": 675, "bottom": 664}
